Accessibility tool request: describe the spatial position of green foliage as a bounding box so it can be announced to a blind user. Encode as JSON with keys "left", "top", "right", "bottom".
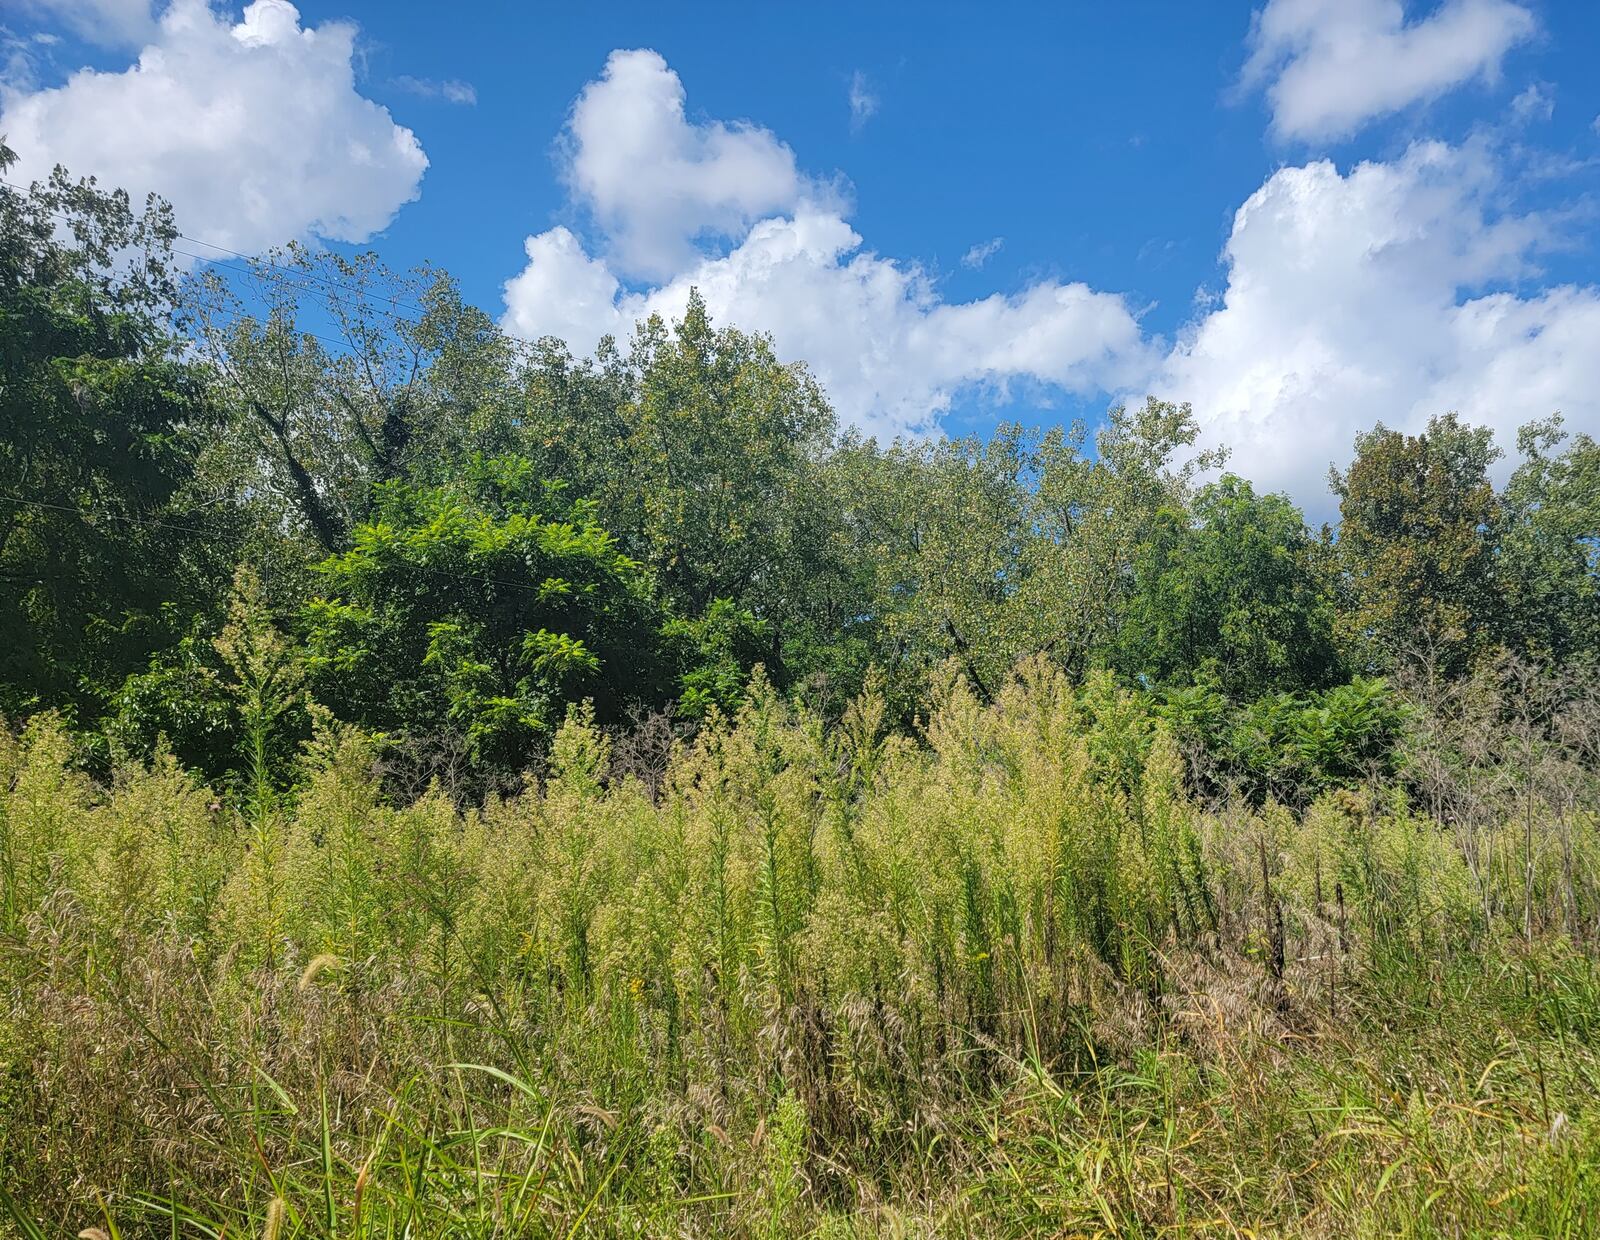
{"left": 1291, "top": 675, "right": 1407, "bottom": 786}
{"left": 1497, "top": 416, "right": 1600, "bottom": 665}
{"left": 662, "top": 597, "right": 773, "bottom": 718}
{"left": 1219, "top": 676, "right": 1406, "bottom": 802}
{"left": 304, "top": 454, "right": 660, "bottom": 772}
{"left": 107, "top": 630, "right": 236, "bottom": 775}
{"left": 523, "top": 291, "right": 837, "bottom": 615}
{"left": 513, "top": 292, "right": 863, "bottom": 713}
{"left": 10, "top": 144, "right": 1600, "bottom": 1239}
{"left": 1333, "top": 413, "right": 1503, "bottom": 673}
{"left": 828, "top": 426, "right": 1037, "bottom": 708}
{"left": 0, "top": 144, "right": 227, "bottom": 727}
{"left": 1117, "top": 474, "right": 1343, "bottom": 698}
{"left": 826, "top": 400, "right": 1226, "bottom": 717}
{"left": 189, "top": 243, "right": 516, "bottom": 560}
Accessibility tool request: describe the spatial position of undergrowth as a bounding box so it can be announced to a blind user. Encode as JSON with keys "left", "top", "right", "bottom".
{"left": 2, "top": 662, "right": 1598, "bottom": 1237}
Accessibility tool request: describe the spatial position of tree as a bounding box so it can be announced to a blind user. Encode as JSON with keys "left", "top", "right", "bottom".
{"left": 189, "top": 244, "right": 515, "bottom": 565}
{"left": 1024, "top": 398, "right": 1227, "bottom": 678}
{"left": 1496, "top": 416, "right": 1600, "bottom": 666}
{"left": 1332, "top": 413, "right": 1502, "bottom": 675}
{"left": 826, "top": 400, "right": 1224, "bottom": 715}
{"left": 303, "top": 455, "right": 661, "bottom": 774}
{"left": 515, "top": 292, "right": 857, "bottom": 705}
{"left": 0, "top": 145, "right": 225, "bottom": 728}
{"left": 1116, "top": 475, "right": 1342, "bottom": 699}
{"left": 828, "top": 426, "right": 1037, "bottom": 710}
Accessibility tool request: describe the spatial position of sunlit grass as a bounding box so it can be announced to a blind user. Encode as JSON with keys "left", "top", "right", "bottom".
{"left": 2, "top": 664, "right": 1598, "bottom": 1236}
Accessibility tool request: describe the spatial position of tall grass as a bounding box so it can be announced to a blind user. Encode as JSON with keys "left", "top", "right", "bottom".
{"left": 2, "top": 660, "right": 1599, "bottom": 1236}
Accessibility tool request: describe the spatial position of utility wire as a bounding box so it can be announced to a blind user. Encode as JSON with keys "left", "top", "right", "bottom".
{"left": 0, "top": 493, "right": 611, "bottom": 602}
{"left": 0, "top": 492, "right": 215, "bottom": 538}
{"left": 2, "top": 174, "right": 557, "bottom": 363}
{"left": 1, "top": 175, "right": 427, "bottom": 316}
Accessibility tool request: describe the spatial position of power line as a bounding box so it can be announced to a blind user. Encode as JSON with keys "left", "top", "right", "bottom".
{"left": 1, "top": 175, "right": 427, "bottom": 316}
{"left": 0, "top": 492, "right": 214, "bottom": 538}
{"left": 174, "top": 235, "right": 426, "bottom": 317}
{"left": 173, "top": 247, "right": 429, "bottom": 332}
{"left": 2, "top": 174, "right": 554, "bottom": 364}
{"left": 0, "top": 492, "right": 611, "bottom": 602}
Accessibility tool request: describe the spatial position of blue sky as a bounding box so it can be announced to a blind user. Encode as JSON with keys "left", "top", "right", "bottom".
{"left": 3, "top": 0, "right": 1599, "bottom": 513}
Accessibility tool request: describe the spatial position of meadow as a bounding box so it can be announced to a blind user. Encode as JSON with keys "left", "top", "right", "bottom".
{"left": 4, "top": 661, "right": 1598, "bottom": 1238}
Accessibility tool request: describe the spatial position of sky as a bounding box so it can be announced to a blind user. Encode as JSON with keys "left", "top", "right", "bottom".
{"left": 3, "top": 0, "right": 1599, "bottom": 516}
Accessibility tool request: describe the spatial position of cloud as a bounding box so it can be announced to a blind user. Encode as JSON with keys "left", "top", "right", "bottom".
{"left": 848, "top": 70, "right": 878, "bottom": 130}
{"left": 19, "top": 0, "right": 157, "bottom": 50}
{"left": 1509, "top": 81, "right": 1553, "bottom": 123}
{"left": 560, "top": 48, "right": 831, "bottom": 281}
{"left": 503, "top": 51, "right": 1150, "bottom": 440}
{"left": 1, "top": 28, "right": 39, "bottom": 89}
{"left": 1147, "top": 139, "right": 1600, "bottom": 514}
{"left": 508, "top": 209, "right": 1151, "bottom": 439}
{"left": 0, "top": 0, "right": 427, "bottom": 254}
{"left": 961, "top": 237, "right": 1004, "bottom": 269}
{"left": 1242, "top": 0, "right": 1537, "bottom": 141}
{"left": 391, "top": 74, "right": 476, "bottom": 105}
{"left": 502, "top": 226, "right": 626, "bottom": 355}
{"left": 509, "top": 48, "right": 1600, "bottom": 498}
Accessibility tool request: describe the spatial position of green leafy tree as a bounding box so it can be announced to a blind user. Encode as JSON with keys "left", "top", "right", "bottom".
{"left": 515, "top": 293, "right": 854, "bottom": 704}
{"left": 1024, "top": 398, "right": 1227, "bottom": 678}
{"left": 661, "top": 598, "right": 773, "bottom": 719}
{"left": 190, "top": 245, "right": 516, "bottom": 565}
{"left": 0, "top": 146, "right": 225, "bottom": 728}
{"left": 1332, "top": 414, "right": 1502, "bottom": 674}
{"left": 830, "top": 400, "right": 1222, "bottom": 714}
{"left": 1496, "top": 416, "right": 1600, "bottom": 665}
{"left": 303, "top": 455, "right": 661, "bottom": 773}
{"left": 1117, "top": 475, "right": 1342, "bottom": 698}
{"left": 828, "top": 426, "right": 1036, "bottom": 709}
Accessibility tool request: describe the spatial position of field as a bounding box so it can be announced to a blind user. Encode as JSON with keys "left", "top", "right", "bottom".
{"left": 4, "top": 665, "right": 1599, "bottom": 1238}
{"left": 7, "top": 18, "right": 1600, "bottom": 1240}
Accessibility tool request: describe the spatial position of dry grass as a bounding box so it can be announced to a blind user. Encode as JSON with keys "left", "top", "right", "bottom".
{"left": 2, "top": 665, "right": 1598, "bottom": 1237}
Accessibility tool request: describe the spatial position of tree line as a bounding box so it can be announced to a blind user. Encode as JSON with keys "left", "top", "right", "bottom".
{"left": 4, "top": 147, "right": 1598, "bottom": 798}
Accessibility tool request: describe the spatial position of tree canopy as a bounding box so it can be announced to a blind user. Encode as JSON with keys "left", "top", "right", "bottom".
{"left": 4, "top": 149, "right": 1598, "bottom": 789}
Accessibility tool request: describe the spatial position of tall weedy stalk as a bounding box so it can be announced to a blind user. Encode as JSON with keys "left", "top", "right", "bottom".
{"left": 291, "top": 720, "right": 392, "bottom": 971}
{"left": 0, "top": 717, "right": 87, "bottom": 937}
{"left": 214, "top": 566, "right": 304, "bottom": 968}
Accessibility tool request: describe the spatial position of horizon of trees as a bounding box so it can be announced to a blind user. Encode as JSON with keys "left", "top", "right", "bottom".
{"left": 5, "top": 146, "right": 1599, "bottom": 798}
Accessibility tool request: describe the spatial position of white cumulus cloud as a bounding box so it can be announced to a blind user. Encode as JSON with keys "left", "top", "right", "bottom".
{"left": 561, "top": 48, "right": 831, "bottom": 281}
{"left": 1148, "top": 139, "right": 1600, "bottom": 514}
{"left": 0, "top": 0, "right": 427, "bottom": 254}
{"left": 1242, "top": 0, "right": 1537, "bottom": 141}
{"left": 508, "top": 45, "right": 1600, "bottom": 499}
{"left": 504, "top": 50, "right": 1150, "bottom": 440}
{"left": 514, "top": 210, "right": 1150, "bottom": 438}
